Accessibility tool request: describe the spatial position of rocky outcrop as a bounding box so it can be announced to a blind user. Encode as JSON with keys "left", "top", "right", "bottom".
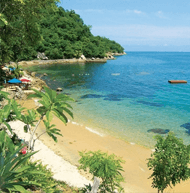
{"left": 80, "top": 54, "right": 86, "bottom": 60}
{"left": 105, "top": 52, "right": 126, "bottom": 60}
{"left": 30, "top": 77, "right": 48, "bottom": 91}
{"left": 37, "top": 52, "right": 48, "bottom": 60}
{"left": 105, "top": 53, "right": 115, "bottom": 60}
{"left": 31, "top": 72, "right": 36, "bottom": 77}
{"left": 113, "top": 52, "right": 127, "bottom": 56}
{"left": 86, "top": 58, "right": 107, "bottom": 63}
{"left": 18, "top": 52, "right": 126, "bottom": 67}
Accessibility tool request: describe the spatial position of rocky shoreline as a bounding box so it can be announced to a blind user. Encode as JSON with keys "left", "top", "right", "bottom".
{"left": 11, "top": 52, "right": 127, "bottom": 67}
{"left": 2, "top": 51, "right": 126, "bottom": 100}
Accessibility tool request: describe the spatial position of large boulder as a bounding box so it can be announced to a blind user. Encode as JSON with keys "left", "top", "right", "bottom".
{"left": 80, "top": 54, "right": 86, "bottom": 60}
{"left": 37, "top": 52, "right": 48, "bottom": 60}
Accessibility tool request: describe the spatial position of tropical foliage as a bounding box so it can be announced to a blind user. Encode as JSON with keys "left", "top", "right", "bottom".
{"left": 0, "top": 0, "right": 124, "bottom": 64}
{"left": 147, "top": 132, "right": 190, "bottom": 193}
{"left": 0, "top": 86, "right": 75, "bottom": 192}
{"left": 0, "top": 0, "right": 60, "bottom": 64}
{"left": 37, "top": 7, "right": 124, "bottom": 59}
{"left": 0, "top": 86, "right": 74, "bottom": 151}
{"left": 0, "top": 130, "right": 41, "bottom": 192}
{"left": 79, "top": 150, "right": 125, "bottom": 193}
{"left": 24, "top": 86, "right": 74, "bottom": 150}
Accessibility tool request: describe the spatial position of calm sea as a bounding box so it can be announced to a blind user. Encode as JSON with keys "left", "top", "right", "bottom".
{"left": 31, "top": 52, "right": 190, "bottom": 148}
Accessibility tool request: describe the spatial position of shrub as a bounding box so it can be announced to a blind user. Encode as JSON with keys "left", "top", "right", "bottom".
{"left": 0, "top": 130, "right": 41, "bottom": 192}
{"left": 21, "top": 160, "right": 59, "bottom": 192}
{"left": 147, "top": 132, "right": 190, "bottom": 193}
{"left": 79, "top": 150, "right": 125, "bottom": 193}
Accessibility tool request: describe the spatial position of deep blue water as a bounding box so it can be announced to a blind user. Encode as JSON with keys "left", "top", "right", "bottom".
{"left": 34, "top": 52, "right": 190, "bottom": 148}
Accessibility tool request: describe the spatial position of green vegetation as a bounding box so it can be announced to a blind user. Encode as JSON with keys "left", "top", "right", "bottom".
{"left": 0, "top": 86, "right": 74, "bottom": 151}
{"left": 0, "top": 130, "right": 80, "bottom": 193}
{"left": 0, "top": 0, "right": 60, "bottom": 64}
{"left": 147, "top": 132, "right": 190, "bottom": 193}
{"left": 79, "top": 150, "right": 125, "bottom": 193}
{"left": 0, "top": 130, "right": 40, "bottom": 192}
{"left": 0, "top": 0, "right": 124, "bottom": 65}
{"left": 1, "top": 86, "right": 190, "bottom": 192}
{"left": 37, "top": 7, "right": 124, "bottom": 59}
{"left": 2, "top": 2, "right": 190, "bottom": 191}
{"left": 25, "top": 86, "right": 74, "bottom": 150}
{"left": 0, "top": 87, "right": 77, "bottom": 192}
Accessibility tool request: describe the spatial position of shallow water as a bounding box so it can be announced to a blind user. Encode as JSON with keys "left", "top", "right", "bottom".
{"left": 30, "top": 52, "right": 190, "bottom": 148}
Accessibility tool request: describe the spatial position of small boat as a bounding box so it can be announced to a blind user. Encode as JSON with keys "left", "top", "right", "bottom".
{"left": 168, "top": 80, "right": 187, "bottom": 84}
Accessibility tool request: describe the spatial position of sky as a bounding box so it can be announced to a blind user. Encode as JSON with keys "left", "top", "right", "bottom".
{"left": 59, "top": 0, "right": 190, "bottom": 51}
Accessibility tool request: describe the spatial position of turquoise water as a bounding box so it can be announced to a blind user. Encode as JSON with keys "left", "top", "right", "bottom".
{"left": 33, "top": 52, "right": 190, "bottom": 148}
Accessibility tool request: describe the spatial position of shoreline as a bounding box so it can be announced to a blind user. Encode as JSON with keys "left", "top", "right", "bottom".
{"left": 8, "top": 52, "right": 127, "bottom": 67}
{"left": 19, "top": 98, "right": 190, "bottom": 193}
{"left": 18, "top": 58, "right": 107, "bottom": 67}
{"left": 5, "top": 61, "right": 190, "bottom": 192}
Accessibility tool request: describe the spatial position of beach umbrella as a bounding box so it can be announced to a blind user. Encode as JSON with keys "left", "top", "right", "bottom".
{"left": 9, "top": 67, "right": 16, "bottom": 71}
{"left": 21, "top": 79, "right": 31, "bottom": 82}
{"left": 8, "top": 78, "right": 22, "bottom": 84}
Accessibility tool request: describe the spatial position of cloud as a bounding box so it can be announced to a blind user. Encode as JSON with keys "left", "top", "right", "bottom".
{"left": 91, "top": 24, "right": 190, "bottom": 46}
{"left": 155, "top": 11, "right": 169, "bottom": 19}
{"left": 125, "top": 9, "right": 145, "bottom": 15}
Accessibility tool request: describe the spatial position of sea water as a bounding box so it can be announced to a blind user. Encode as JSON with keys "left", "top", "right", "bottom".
{"left": 32, "top": 52, "right": 190, "bottom": 148}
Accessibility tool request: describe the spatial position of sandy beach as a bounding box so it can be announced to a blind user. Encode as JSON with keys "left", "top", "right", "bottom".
{"left": 16, "top": 98, "right": 190, "bottom": 193}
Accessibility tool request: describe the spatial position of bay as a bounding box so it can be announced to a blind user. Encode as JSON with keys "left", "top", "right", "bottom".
{"left": 30, "top": 52, "right": 190, "bottom": 148}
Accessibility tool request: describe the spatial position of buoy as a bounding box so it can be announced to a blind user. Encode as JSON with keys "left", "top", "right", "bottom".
{"left": 168, "top": 80, "right": 187, "bottom": 84}
{"left": 56, "top": 87, "right": 63, "bottom": 91}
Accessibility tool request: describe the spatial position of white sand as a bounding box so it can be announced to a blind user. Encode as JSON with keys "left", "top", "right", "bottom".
{"left": 9, "top": 120, "right": 92, "bottom": 188}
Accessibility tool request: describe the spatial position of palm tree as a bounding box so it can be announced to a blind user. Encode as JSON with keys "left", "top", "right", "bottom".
{"left": 24, "top": 86, "right": 74, "bottom": 150}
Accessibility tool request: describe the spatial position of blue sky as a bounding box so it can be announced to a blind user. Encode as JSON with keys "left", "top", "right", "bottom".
{"left": 59, "top": 0, "right": 190, "bottom": 51}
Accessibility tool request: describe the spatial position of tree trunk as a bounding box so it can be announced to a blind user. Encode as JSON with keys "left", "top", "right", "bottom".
{"left": 90, "top": 177, "right": 100, "bottom": 193}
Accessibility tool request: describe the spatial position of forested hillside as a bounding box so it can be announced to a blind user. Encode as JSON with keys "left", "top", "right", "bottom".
{"left": 0, "top": 1, "right": 124, "bottom": 63}
{"left": 37, "top": 7, "right": 124, "bottom": 59}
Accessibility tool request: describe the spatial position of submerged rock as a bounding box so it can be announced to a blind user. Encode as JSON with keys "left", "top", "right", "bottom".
{"left": 81, "top": 94, "right": 103, "bottom": 99}
{"left": 56, "top": 88, "right": 63, "bottom": 91}
{"left": 180, "top": 123, "right": 190, "bottom": 135}
{"left": 147, "top": 128, "right": 170, "bottom": 134}
{"left": 180, "top": 123, "right": 190, "bottom": 130}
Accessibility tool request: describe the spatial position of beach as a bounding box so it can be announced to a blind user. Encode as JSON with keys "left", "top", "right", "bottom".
{"left": 18, "top": 98, "right": 190, "bottom": 193}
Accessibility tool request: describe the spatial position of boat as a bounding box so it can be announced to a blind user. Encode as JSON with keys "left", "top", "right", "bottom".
{"left": 168, "top": 80, "right": 187, "bottom": 84}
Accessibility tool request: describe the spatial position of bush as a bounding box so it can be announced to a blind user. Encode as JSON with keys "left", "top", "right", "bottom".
{"left": 147, "top": 132, "right": 190, "bottom": 193}
{"left": 0, "top": 131, "right": 40, "bottom": 192}
{"left": 79, "top": 150, "right": 125, "bottom": 193}
{"left": 21, "top": 160, "right": 59, "bottom": 192}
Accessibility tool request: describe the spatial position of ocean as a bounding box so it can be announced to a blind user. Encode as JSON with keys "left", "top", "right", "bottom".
{"left": 31, "top": 52, "right": 190, "bottom": 148}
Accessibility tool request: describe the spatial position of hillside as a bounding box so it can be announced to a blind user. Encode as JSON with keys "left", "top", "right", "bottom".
{"left": 0, "top": 1, "right": 124, "bottom": 63}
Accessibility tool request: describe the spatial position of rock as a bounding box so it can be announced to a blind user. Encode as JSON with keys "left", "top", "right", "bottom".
{"left": 92, "top": 57, "right": 95, "bottom": 60}
{"left": 43, "top": 73, "right": 48, "bottom": 76}
{"left": 147, "top": 128, "right": 170, "bottom": 134}
{"left": 105, "top": 52, "right": 115, "bottom": 60}
{"left": 80, "top": 54, "right": 86, "bottom": 60}
{"left": 14, "top": 86, "right": 26, "bottom": 99}
{"left": 30, "top": 77, "right": 48, "bottom": 91}
{"left": 37, "top": 52, "right": 48, "bottom": 60}
{"left": 108, "top": 55, "right": 115, "bottom": 59}
{"left": 31, "top": 72, "right": 36, "bottom": 77}
{"left": 56, "top": 87, "right": 63, "bottom": 91}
